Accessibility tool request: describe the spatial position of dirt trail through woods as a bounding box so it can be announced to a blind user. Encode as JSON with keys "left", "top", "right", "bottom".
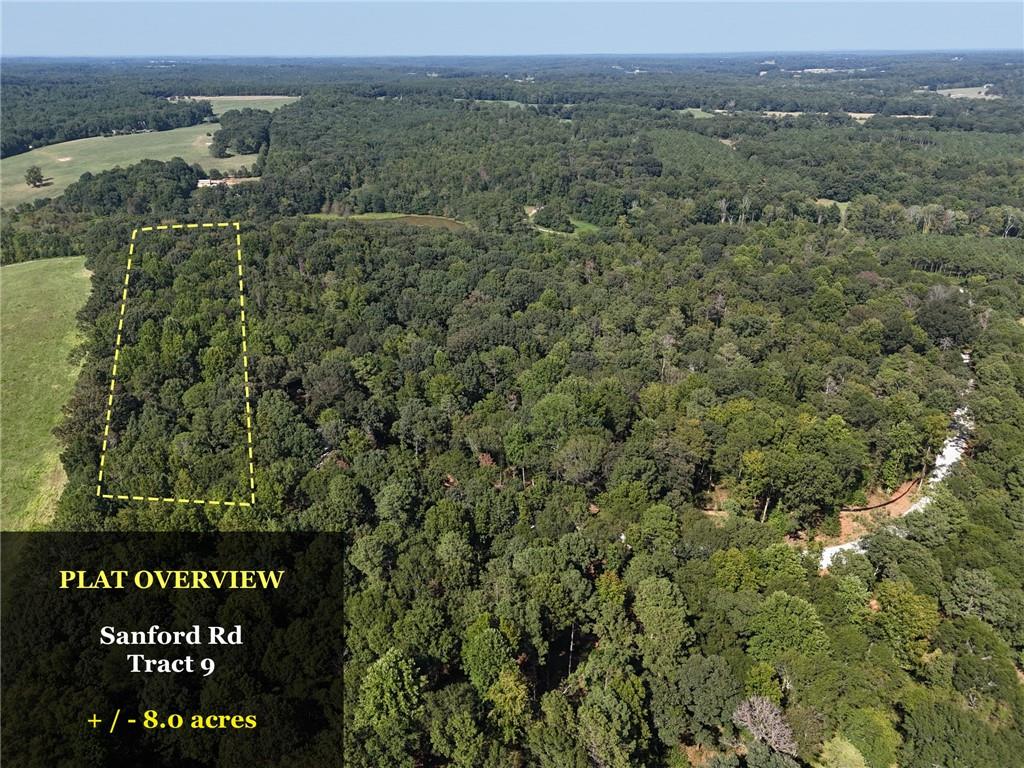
{"left": 818, "top": 351, "right": 974, "bottom": 569}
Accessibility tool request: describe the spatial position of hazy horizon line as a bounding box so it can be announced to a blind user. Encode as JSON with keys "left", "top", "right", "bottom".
{"left": 4, "top": 48, "right": 1021, "bottom": 60}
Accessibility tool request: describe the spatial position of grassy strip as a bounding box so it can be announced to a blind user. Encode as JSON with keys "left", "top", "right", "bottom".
{"left": 307, "top": 212, "right": 469, "bottom": 230}
{"left": 1, "top": 256, "right": 91, "bottom": 528}
{"left": 189, "top": 95, "right": 300, "bottom": 116}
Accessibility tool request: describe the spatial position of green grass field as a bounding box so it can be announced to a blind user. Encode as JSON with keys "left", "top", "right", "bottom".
{"left": 935, "top": 85, "right": 1000, "bottom": 100}
{"left": 570, "top": 218, "right": 600, "bottom": 235}
{"left": 308, "top": 212, "right": 469, "bottom": 230}
{"left": 181, "top": 95, "right": 300, "bottom": 116}
{"left": 1, "top": 125, "right": 259, "bottom": 207}
{"left": 677, "top": 107, "right": 715, "bottom": 119}
{"left": 534, "top": 219, "right": 601, "bottom": 237}
{"left": 1, "top": 257, "right": 91, "bottom": 529}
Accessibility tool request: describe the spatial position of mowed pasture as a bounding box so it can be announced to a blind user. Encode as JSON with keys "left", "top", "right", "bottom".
{"left": 308, "top": 212, "right": 470, "bottom": 231}
{"left": 936, "top": 85, "right": 1001, "bottom": 99}
{"left": 177, "top": 95, "right": 300, "bottom": 116}
{"left": 533, "top": 218, "right": 601, "bottom": 237}
{"left": 1, "top": 257, "right": 91, "bottom": 529}
{"left": 676, "top": 107, "right": 715, "bottom": 119}
{"left": 1, "top": 124, "right": 258, "bottom": 207}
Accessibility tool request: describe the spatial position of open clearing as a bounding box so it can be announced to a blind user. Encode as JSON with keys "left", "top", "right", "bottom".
{"left": 1, "top": 256, "right": 91, "bottom": 529}
{"left": 762, "top": 110, "right": 930, "bottom": 123}
{"left": 174, "top": 95, "right": 300, "bottom": 115}
{"left": 816, "top": 197, "right": 850, "bottom": 213}
{"left": 1, "top": 95, "right": 296, "bottom": 207}
{"left": 1, "top": 124, "right": 258, "bottom": 207}
{"left": 935, "top": 85, "right": 1001, "bottom": 100}
{"left": 308, "top": 212, "right": 469, "bottom": 231}
{"left": 534, "top": 218, "right": 601, "bottom": 237}
{"left": 569, "top": 218, "right": 600, "bottom": 235}
{"left": 454, "top": 98, "right": 530, "bottom": 110}
{"left": 677, "top": 107, "right": 715, "bottom": 119}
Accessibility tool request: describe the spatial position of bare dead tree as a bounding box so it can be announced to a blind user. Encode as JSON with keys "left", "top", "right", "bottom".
{"left": 978, "top": 307, "right": 992, "bottom": 330}
{"left": 941, "top": 208, "right": 957, "bottom": 234}
{"left": 906, "top": 205, "right": 923, "bottom": 232}
{"left": 659, "top": 333, "right": 677, "bottom": 382}
{"left": 732, "top": 696, "right": 798, "bottom": 756}
{"left": 706, "top": 292, "right": 727, "bottom": 325}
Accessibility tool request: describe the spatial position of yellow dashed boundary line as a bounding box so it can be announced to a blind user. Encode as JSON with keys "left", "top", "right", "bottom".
{"left": 96, "top": 222, "right": 256, "bottom": 508}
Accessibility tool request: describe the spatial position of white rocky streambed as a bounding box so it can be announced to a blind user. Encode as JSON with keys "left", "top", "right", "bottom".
{"left": 819, "top": 352, "right": 974, "bottom": 569}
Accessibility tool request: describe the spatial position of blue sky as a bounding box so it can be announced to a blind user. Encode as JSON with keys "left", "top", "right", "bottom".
{"left": 2, "top": 2, "right": 1022, "bottom": 57}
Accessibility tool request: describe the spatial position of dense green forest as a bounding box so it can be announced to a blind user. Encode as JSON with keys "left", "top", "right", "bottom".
{"left": 3, "top": 50, "right": 1021, "bottom": 158}
{"left": 2, "top": 53, "right": 1023, "bottom": 767}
